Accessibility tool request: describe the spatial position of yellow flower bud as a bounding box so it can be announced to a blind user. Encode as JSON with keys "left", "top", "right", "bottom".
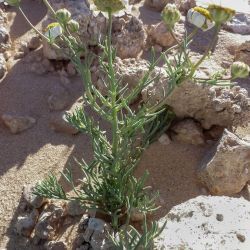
{"left": 207, "top": 4, "right": 235, "bottom": 24}
{"left": 231, "top": 62, "right": 250, "bottom": 79}
{"left": 5, "top": 0, "right": 20, "bottom": 6}
{"left": 161, "top": 4, "right": 181, "bottom": 28}
{"left": 92, "top": 0, "right": 126, "bottom": 13}
{"left": 67, "top": 20, "right": 79, "bottom": 33}
{"left": 55, "top": 8, "right": 72, "bottom": 24}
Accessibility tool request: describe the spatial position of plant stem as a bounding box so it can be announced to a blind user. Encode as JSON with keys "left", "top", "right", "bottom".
{"left": 107, "top": 11, "right": 119, "bottom": 165}
{"left": 42, "top": 0, "right": 56, "bottom": 16}
{"left": 189, "top": 24, "right": 221, "bottom": 78}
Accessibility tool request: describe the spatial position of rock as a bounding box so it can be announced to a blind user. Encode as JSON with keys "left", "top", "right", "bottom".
{"left": 0, "top": 53, "right": 7, "bottom": 79}
{"left": 28, "top": 36, "right": 42, "bottom": 50}
{"left": 92, "top": 57, "right": 150, "bottom": 96}
{"left": 224, "top": 13, "right": 250, "bottom": 35}
{"left": 45, "top": 241, "right": 68, "bottom": 250}
{"left": 66, "top": 200, "right": 85, "bottom": 216}
{"left": 23, "top": 185, "right": 47, "bottom": 208}
{"left": 0, "top": 27, "right": 9, "bottom": 44}
{"left": 147, "top": 22, "right": 176, "bottom": 48}
{"left": 144, "top": 0, "right": 169, "bottom": 11}
{"left": 49, "top": 98, "right": 82, "bottom": 135}
{"left": 34, "top": 202, "right": 66, "bottom": 240}
{"left": 158, "top": 133, "right": 171, "bottom": 145}
{"left": 48, "top": 86, "right": 71, "bottom": 111}
{"left": 176, "top": 0, "right": 196, "bottom": 14}
{"left": 171, "top": 119, "right": 205, "bottom": 145}
{"left": 15, "top": 209, "right": 39, "bottom": 237}
{"left": 49, "top": 112, "right": 79, "bottom": 135}
{"left": 235, "top": 40, "right": 250, "bottom": 66}
{"left": 142, "top": 79, "right": 250, "bottom": 129}
{"left": 155, "top": 196, "right": 250, "bottom": 249}
{"left": 1, "top": 114, "right": 36, "bottom": 134}
{"left": 83, "top": 218, "right": 113, "bottom": 249}
{"left": 42, "top": 0, "right": 106, "bottom": 60}
{"left": 113, "top": 16, "right": 146, "bottom": 59}
{"left": 198, "top": 129, "right": 250, "bottom": 195}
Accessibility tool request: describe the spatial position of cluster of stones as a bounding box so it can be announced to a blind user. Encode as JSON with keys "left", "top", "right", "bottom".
{"left": 15, "top": 185, "right": 114, "bottom": 249}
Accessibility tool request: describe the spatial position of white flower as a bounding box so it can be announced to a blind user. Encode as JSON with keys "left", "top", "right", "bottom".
{"left": 187, "top": 7, "right": 215, "bottom": 31}
{"left": 89, "top": 0, "right": 131, "bottom": 18}
{"left": 196, "top": 0, "right": 250, "bottom": 14}
{"left": 45, "top": 23, "right": 63, "bottom": 41}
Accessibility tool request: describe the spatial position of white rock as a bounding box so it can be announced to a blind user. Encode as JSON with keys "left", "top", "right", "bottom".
{"left": 198, "top": 129, "right": 250, "bottom": 195}
{"left": 155, "top": 196, "right": 250, "bottom": 249}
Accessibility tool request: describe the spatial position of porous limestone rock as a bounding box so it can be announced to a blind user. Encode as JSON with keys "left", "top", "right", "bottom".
{"left": 142, "top": 79, "right": 250, "bottom": 129}
{"left": 1, "top": 114, "right": 36, "bottom": 134}
{"left": 235, "top": 40, "right": 250, "bottom": 66}
{"left": 171, "top": 119, "right": 205, "bottom": 145}
{"left": 92, "top": 58, "right": 150, "bottom": 96}
{"left": 155, "top": 196, "right": 250, "bottom": 249}
{"left": 224, "top": 13, "right": 250, "bottom": 35}
{"left": 0, "top": 53, "right": 7, "bottom": 79}
{"left": 15, "top": 209, "right": 39, "bottom": 237}
{"left": 23, "top": 185, "right": 47, "bottom": 208}
{"left": 147, "top": 22, "right": 177, "bottom": 48}
{"left": 144, "top": 0, "right": 169, "bottom": 11}
{"left": 112, "top": 16, "right": 147, "bottom": 59}
{"left": 198, "top": 129, "right": 250, "bottom": 195}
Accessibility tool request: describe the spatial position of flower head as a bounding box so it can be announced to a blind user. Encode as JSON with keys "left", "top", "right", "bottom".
{"left": 207, "top": 4, "right": 235, "bottom": 24}
{"left": 89, "top": 0, "right": 131, "bottom": 18}
{"left": 45, "top": 22, "right": 63, "bottom": 41}
{"left": 187, "top": 7, "right": 214, "bottom": 31}
{"left": 67, "top": 20, "right": 80, "bottom": 33}
{"left": 161, "top": 4, "right": 181, "bottom": 28}
{"left": 231, "top": 61, "right": 250, "bottom": 79}
{"left": 55, "top": 8, "right": 72, "bottom": 25}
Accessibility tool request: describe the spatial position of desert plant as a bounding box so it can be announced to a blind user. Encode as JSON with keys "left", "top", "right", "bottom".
{"left": 6, "top": 0, "right": 249, "bottom": 248}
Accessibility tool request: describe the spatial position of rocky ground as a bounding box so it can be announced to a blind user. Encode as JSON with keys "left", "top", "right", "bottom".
{"left": 0, "top": 0, "right": 250, "bottom": 249}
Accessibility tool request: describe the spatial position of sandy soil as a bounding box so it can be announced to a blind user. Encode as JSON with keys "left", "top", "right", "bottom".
{"left": 0, "top": 1, "right": 249, "bottom": 249}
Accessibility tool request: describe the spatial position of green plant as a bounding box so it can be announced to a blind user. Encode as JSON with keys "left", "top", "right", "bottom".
{"left": 9, "top": 0, "right": 249, "bottom": 248}
{"left": 19, "top": 0, "right": 173, "bottom": 247}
